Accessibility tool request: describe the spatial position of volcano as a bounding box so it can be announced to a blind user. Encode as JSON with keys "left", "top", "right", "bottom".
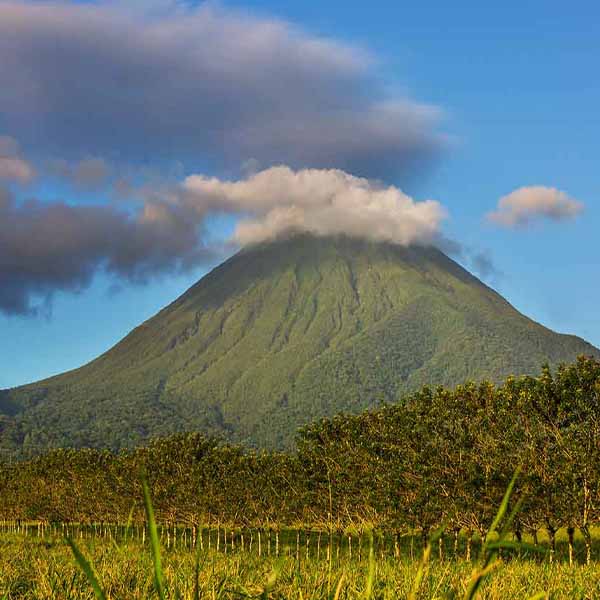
{"left": 1, "top": 234, "right": 598, "bottom": 451}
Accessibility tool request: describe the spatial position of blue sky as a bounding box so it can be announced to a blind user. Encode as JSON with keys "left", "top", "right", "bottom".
{"left": 0, "top": 0, "right": 598, "bottom": 387}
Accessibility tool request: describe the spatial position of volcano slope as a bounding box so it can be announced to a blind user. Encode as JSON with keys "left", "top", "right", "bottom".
{"left": 1, "top": 234, "right": 598, "bottom": 451}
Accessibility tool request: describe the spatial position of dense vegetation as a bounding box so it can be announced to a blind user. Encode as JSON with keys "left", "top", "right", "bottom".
{"left": 1, "top": 235, "right": 597, "bottom": 452}
{"left": 2, "top": 357, "right": 599, "bottom": 569}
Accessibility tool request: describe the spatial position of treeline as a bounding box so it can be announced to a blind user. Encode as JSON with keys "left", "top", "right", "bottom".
{"left": 1, "top": 356, "right": 599, "bottom": 561}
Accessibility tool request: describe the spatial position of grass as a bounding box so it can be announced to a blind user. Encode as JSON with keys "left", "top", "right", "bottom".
{"left": 142, "top": 476, "right": 166, "bottom": 600}
{"left": 64, "top": 537, "right": 107, "bottom": 600}
{"left": 1, "top": 473, "right": 597, "bottom": 598}
{"left": 3, "top": 522, "right": 600, "bottom": 597}
{"left": 3, "top": 534, "right": 600, "bottom": 599}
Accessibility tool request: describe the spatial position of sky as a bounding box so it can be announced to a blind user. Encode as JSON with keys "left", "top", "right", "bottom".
{"left": 0, "top": 0, "right": 598, "bottom": 388}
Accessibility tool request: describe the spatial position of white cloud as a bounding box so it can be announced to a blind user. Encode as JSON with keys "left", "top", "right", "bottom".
{"left": 183, "top": 166, "right": 447, "bottom": 247}
{"left": 487, "top": 186, "right": 584, "bottom": 228}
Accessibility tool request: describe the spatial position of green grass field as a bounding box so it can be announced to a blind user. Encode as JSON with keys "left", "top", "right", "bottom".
{"left": 1, "top": 527, "right": 599, "bottom": 599}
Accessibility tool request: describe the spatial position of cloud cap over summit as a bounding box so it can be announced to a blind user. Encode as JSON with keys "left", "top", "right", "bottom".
{"left": 183, "top": 166, "right": 446, "bottom": 247}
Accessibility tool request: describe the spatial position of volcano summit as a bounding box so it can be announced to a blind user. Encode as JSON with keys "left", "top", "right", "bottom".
{"left": 1, "top": 234, "right": 597, "bottom": 452}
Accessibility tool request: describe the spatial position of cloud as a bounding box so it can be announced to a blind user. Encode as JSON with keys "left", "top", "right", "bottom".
{"left": 0, "top": 136, "right": 19, "bottom": 157}
{"left": 49, "top": 157, "right": 112, "bottom": 190}
{"left": 0, "top": 135, "right": 35, "bottom": 183}
{"left": 0, "top": 166, "right": 448, "bottom": 315}
{"left": 470, "top": 249, "right": 500, "bottom": 281}
{"left": 0, "top": 2, "right": 453, "bottom": 316}
{"left": 0, "top": 187, "right": 216, "bottom": 316}
{"left": 434, "top": 237, "right": 499, "bottom": 283}
{"left": 487, "top": 186, "right": 584, "bottom": 228}
{"left": 183, "top": 166, "right": 446, "bottom": 246}
{"left": 0, "top": 1, "right": 445, "bottom": 180}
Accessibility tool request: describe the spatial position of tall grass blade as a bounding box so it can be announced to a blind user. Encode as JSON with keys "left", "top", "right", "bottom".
{"left": 123, "top": 505, "right": 135, "bottom": 543}
{"left": 409, "top": 541, "right": 431, "bottom": 600}
{"left": 65, "top": 537, "right": 107, "bottom": 600}
{"left": 333, "top": 573, "right": 346, "bottom": 600}
{"left": 142, "top": 474, "right": 166, "bottom": 600}
{"left": 498, "top": 496, "right": 524, "bottom": 540}
{"left": 364, "top": 531, "right": 375, "bottom": 600}
{"left": 408, "top": 526, "right": 443, "bottom": 600}
{"left": 462, "top": 468, "right": 549, "bottom": 600}
{"left": 487, "top": 467, "right": 521, "bottom": 545}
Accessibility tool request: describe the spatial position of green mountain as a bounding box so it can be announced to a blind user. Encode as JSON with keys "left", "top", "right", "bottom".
{"left": 1, "top": 234, "right": 598, "bottom": 452}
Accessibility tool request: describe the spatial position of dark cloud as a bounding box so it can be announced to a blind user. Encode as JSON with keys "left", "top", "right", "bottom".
{"left": 0, "top": 163, "right": 452, "bottom": 316}
{"left": 435, "top": 235, "right": 499, "bottom": 282}
{"left": 471, "top": 249, "right": 500, "bottom": 281}
{"left": 0, "top": 187, "right": 216, "bottom": 315}
{"left": 0, "top": 2, "right": 454, "bottom": 317}
{"left": 0, "top": 136, "right": 19, "bottom": 157}
{"left": 49, "top": 157, "right": 112, "bottom": 190}
{"left": 0, "top": 135, "right": 35, "bottom": 183}
{"left": 0, "top": 1, "right": 445, "bottom": 180}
